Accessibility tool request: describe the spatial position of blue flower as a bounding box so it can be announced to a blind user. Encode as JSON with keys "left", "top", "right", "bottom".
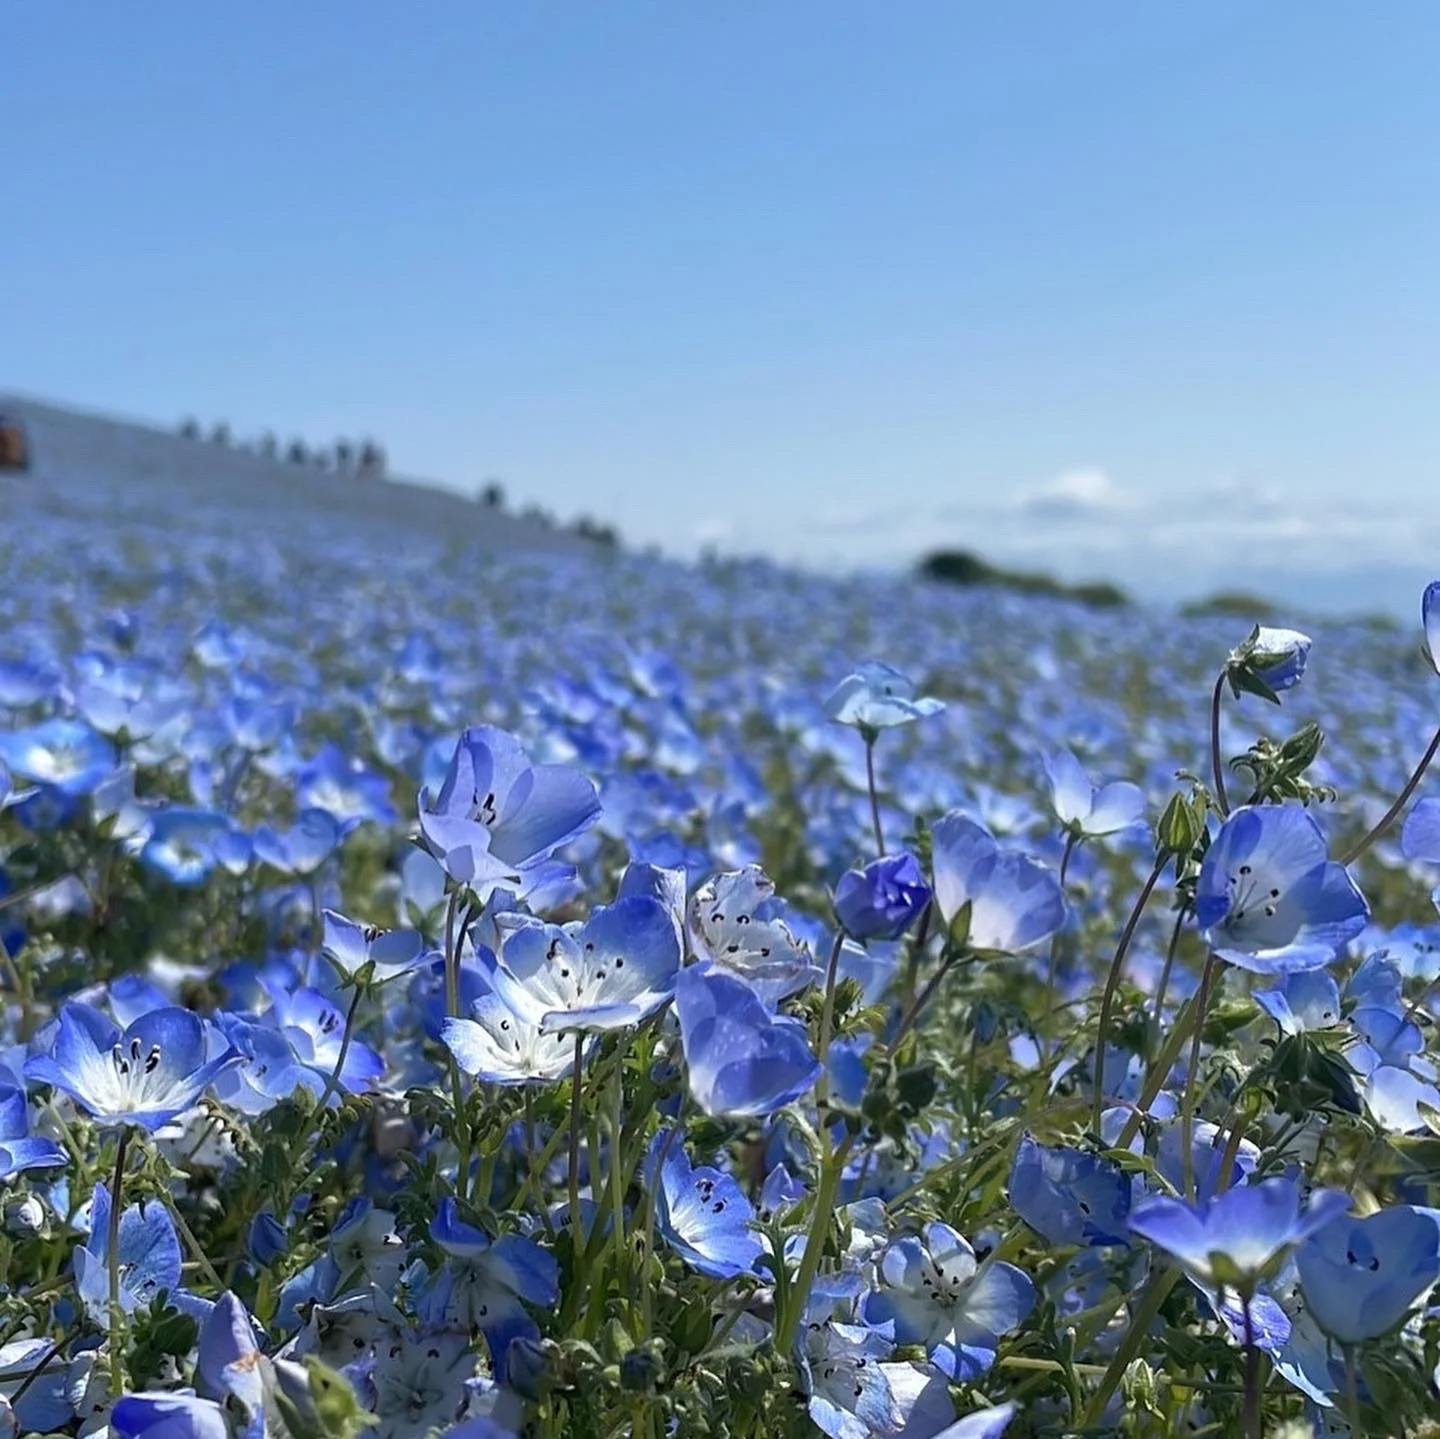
{"left": 824, "top": 662, "right": 945, "bottom": 732}
{"left": 1253, "top": 970, "right": 1342, "bottom": 1035}
{"left": 651, "top": 1131, "right": 763, "bottom": 1280}
{"left": 687, "top": 866, "right": 821, "bottom": 1003}
{"left": 442, "top": 993, "right": 585, "bottom": 1086}
{"left": 418, "top": 725, "right": 600, "bottom": 898}
{"left": 252, "top": 807, "right": 341, "bottom": 876}
{"left": 932, "top": 1406, "right": 1017, "bottom": 1439}
{"left": 834, "top": 853, "right": 931, "bottom": 941}
{"left": 110, "top": 1394, "right": 230, "bottom": 1439}
{"left": 1235, "top": 626, "right": 1312, "bottom": 694}
{"left": 25, "top": 1003, "right": 240, "bottom": 1131}
{"left": 673, "top": 963, "right": 821, "bottom": 1118}
{"left": 265, "top": 984, "right": 384, "bottom": 1098}
{"left": 863, "top": 1222, "right": 1035, "bottom": 1380}
{"left": 1295, "top": 1204, "right": 1440, "bottom": 1343}
{"left": 0, "top": 717, "right": 115, "bottom": 798}
{"left": 1194, "top": 805, "right": 1369, "bottom": 975}
{"left": 930, "top": 814, "right": 1065, "bottom": 953}
{"left": 488, "top": 895, "right": 681, "bottom": 1033}
{"left": 140, "top": 806, "right": 250, "bottom": 886}
{"left": 1425, "top": 580, "right": 1440, "bottom": 673}
{"left": 799, "top": 1320, "right": 901, "bottom": 1439}
{"left": 1401, "top": 796, "right": 1440, "bottom": 864}
{"left": 0, "top": 1336, "right": 72, "bottom": 1432}
{"left": 417, "top": 1198, "right": 559, "bottom": 1383}
{"left": 321, "top": 909, "right": 429, "bottom": 986}
{"left": 1128, "top": 1177, "right": 1351, "bottom": 1289}
{"left": 74, "top": 1181, "right": 184, "bottom": 1322}
{"left": 1009, "top": 1135, "right": 1132, "bottom": 1247}
{"left": 1044, "top": 749, "right": 1145, "bottom": 839}
{"left": 0, "top": 1085, "right": 65, "bottom": 1179}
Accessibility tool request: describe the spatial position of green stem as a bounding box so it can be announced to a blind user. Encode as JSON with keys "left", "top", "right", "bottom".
{"left": 108, "top": 1127, "right": 132, "bottom": 1398}
{"left": 1242, "top": 1301, "right": 1263, "bottom": 1439}
{"left": 1147, "top": 902, "right": 1192, "bottom": 1049}
{"left": 816, "top": 930, "right": 846, "bottom": 1102}
{"left": 1081, "top": 1266, "right": 1179, "bottom": 1426}
{"left": 606, "top": 1060, "right": 631, "bottom": 1319}
{"left": 774, "top": 1132, "right": 853, "bottom": 1355}
{"left": 1043, "top": 833, "right": 1079, "bottom": 1053}
{"left": 864, "top": 738, "right": 885, "bottom": 857}
{"left": 1210, "top": 670, "right": 1231, "bottom": 815}
{"left": 568, "top": 1033, "right": 585, "bottom": 1235}
{"left": 313, "top": 982, "right": 365, "bottom": 1114}
{"left": 1180, "top": 955, "right": 1221, "bottom": 1199}
{"left": 1344, "top": 1344, "right": 1363, "bottom": 1434}
{"left": 1091, "top": 855, "right": 1168, "bottom": 1133}
{"left": 1342, "top": 722, "right": 1440, "bottom": 865}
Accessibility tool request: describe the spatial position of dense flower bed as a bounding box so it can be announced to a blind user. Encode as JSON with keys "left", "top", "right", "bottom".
{"left": 2, "top": 493, "right": 1440, "bottom": 1438}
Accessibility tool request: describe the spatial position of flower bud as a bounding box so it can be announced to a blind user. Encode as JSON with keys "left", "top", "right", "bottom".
{"left": 834, "top": 853, "right": 931, "bottom": 941}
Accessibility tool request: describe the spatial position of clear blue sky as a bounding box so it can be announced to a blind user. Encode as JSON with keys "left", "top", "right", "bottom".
{"left": 8, "top": 3, "right": 1440, "bottom": 609}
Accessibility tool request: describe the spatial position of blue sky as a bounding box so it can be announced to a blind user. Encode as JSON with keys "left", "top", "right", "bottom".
{"left": 8, "top": 3, "right": 1440, "bottom": 610}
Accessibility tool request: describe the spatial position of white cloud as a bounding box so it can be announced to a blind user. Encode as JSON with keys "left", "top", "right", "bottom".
{"left": 1016, "top": 467, "right": 1133, "bottom": 519}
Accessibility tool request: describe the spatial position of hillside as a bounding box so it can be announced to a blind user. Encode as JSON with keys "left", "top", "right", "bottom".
{"left": 0, "top": 394, "right": 604, "bottom": 559}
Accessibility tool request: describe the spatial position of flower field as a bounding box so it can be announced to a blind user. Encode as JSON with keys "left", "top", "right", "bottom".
{"left": 3, "top": 487, "right": 1440, "bottom": 1438}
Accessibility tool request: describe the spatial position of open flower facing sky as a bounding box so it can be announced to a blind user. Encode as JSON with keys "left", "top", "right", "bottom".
{"left": 418, "top": 725, "right": 600, "bottom": 899}
{"left": 25, "top": 1003, "right": 240, "bottom": 1131}
{"left": 1129, "top": 1178, "right": 1351, "bottom": 1290}
{"left": 930, "top": 815, "right": 1066, "bottom": 953}
{"left": 1194, "top": 805, "right": 1369, "bottom": 974}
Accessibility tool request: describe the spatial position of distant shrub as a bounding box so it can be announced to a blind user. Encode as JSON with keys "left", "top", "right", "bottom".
{"left": 1179, "top": 590, "right": 1280, "bottom": 620}
{"left": 178, "top": 417, "right": 201, "bottom": 440}
{"left": 918, "top": 549, "right": 1129, "bottom": 608}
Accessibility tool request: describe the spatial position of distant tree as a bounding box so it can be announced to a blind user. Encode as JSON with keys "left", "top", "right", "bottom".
{"left": 178, "top": 417, "right": 201, "bottom": 440}
{"left": 334, "top": 440, "right": 353, "bottom": 472}
{"left": 480, "top": 479, "right": 506, "bottom": 508}
{"left": 258, "top": 431, "right": 278, "bottom": 460}
{"left": 209, "top": 421, "right": 231, "bottom": 447}
{"left": 287, "top": 439, "right": 308, "bottom": 466}
{"left": 357, "top": 439, "right": 380, "bottom": 478}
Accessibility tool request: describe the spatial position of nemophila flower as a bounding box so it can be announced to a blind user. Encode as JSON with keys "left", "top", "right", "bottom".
{"left": 24, "top": 1003, "right": 240, "bottom": 1131}
{"left": 0, "top": 1337, "right": 71, "bottom": 1434}
{"left": 688, "top": 866, "right": 820, "bottom": 1001}
{"left": 864, "top": 1223, "right": 1035, "bottom": 1381}
{"left": 296, "top": 742, "right": 397, "bottom": 830}
{"left": 249, "top": 1209, "right": 289, "bottom": 1266}
{"left": 252, "top": 807, "right": 341, "bottom": 876}
{"left": 650, "top": 1130, "right": 763, "bottom": 1279}
{"left": 209, "top": 1014, "right": 309, "bottom": 1115}
{"left": 73, "top": 1181, "right": 185, "bottom": 1322}
{"left": 1295, "top": 1204, "right": 1440, "bottom": 1343}
{"left": 1401, "top": 796, "right": 1440, "bottom": 865}
{"left": 369, "top": 1329, "right": 476, "bottom": 1439}
{"left": 416, "top": 1199, "right": 559, "bottom": 1383}
{"left": 1419, "top": 579, "right": 1440, "bottom": 672}
{"left": 1128, "top": 1177, "right": 1351, "bottom": 1290}
{"left": 1227, "top": 625, "right": 1313, "bottom": 696}
{"left": 488, "top": 895, "right": 680, "bottom": 1033}
{"left": 0, "top": 1086, "right": 64, "bottom": 1179}
{"left": 1043, "top": 749, "right": 1145, "bottom": 840}
{"left": 930, "top": 814, "right": 1065, "bottom": 953}
{"left": 321, "top": 909, "right": 429, "bottom": 986}
{"left": 933, "top": 1405, "right": 1017, "bottom": 1439}
{"left": 442, "top": 991, "right": 583, "bottom": 1086}
{"left": 0, "top": 717, "right": 115, "bottom": 798}
{"left": 799, "top": 1319, "right": 900, "bottom": 1439}
{"left": 834, "top": 853, "right": 931, "bottom": 941}
{"left": 1254, "top": 970, "right": 1342, "bottom": 1036}
{"left": 110, "top": 1393, "right": 230, "bottom": 1439}
{"left": 139, "top": 806, "right": 250, "bottom": 886}
{"left": 264, "top": 984, "right": 384, "bottom": 1098}
{"left": 1359, "top": 1062, "right": 1440, "bottom": 1132}
{"left": 1194, "top": 805, "right": 1369, "bottom": 974}
{"left": 418, "top": 725, "right": 600, "bottom": 898}
{"left": 329, "top": 1198, "right": 407, "bottom": 1293}
{"left": 824, "top": 661, "right": 944, "bottom": 732}
{"left": 1009, "top": 1135, "right": 1132, "bottom": 1247}
{"left": 1156, "top": 1118, "right": 1259, "bottom": 1206}
{"left": 195, "top": 1290, "right": 265, "bottom": 1415}
{"left": 673, "top": 963, "right": 822, "bottom": 1118}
